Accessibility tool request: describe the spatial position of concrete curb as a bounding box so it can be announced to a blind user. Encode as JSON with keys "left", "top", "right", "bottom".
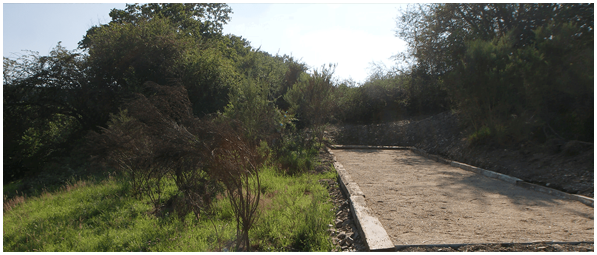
{"left": 330, "top": 145, "right": 593, "bottom": 208}
{"left": 394, "top": 241, "right": 594, "bottom": 251}
{"left": 410, "top": 147, "right": 594, "bottom": 208}
{"left": 326, "top": 147, "right": 396, "bottom": 252}
{"left": 332, "top": 145, "right": 413, "bottom": 150}
{"left": 515, "top": 181, "right": 594, "bottom": 207}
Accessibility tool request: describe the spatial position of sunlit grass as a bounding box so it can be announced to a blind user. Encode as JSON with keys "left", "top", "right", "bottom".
{"left": 3, "top": 166, "right": 337, "bottom": 252}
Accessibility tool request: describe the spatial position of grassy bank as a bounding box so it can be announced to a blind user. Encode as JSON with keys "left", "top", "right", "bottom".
{"left": 3, "top": 166, "right": 337, "bottom": 252}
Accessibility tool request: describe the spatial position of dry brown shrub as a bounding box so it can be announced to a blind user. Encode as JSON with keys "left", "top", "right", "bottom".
{"left": 198, "top": 118, "right": 267, "bottom": 251}
{"left": 86, "top": 82, "right": 215, "bottom": 212}
{"left": 87, "top": 82, "right": 266, "bottom": 250}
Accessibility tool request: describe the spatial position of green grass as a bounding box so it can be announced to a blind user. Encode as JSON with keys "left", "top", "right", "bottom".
{"left": 3, "top": 166, "right": 337, "bottom": 252}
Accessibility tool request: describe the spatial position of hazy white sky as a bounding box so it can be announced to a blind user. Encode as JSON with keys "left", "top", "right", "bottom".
{"left": 224, "top": 3, "right": 407, "bottom": 83}
{"left": 3, "top": 3, "right": 408, "bottom": 83}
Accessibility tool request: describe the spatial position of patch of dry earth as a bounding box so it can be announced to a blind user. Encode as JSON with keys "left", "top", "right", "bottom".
{"left": 331, "top": 149, "right": 593, "bottom": 246}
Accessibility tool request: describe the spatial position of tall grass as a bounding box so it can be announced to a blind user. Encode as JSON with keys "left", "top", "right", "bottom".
{"left": 3, "top": 166, "right": 337, "bottom": 252}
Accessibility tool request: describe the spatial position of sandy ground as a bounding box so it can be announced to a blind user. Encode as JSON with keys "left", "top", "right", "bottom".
{"left": 331, "top": 149, "right": 594, "bottom": 246}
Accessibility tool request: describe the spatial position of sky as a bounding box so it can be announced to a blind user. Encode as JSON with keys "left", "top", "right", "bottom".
{"left": 3, "top": 3, "right": 408, "bottom": 84}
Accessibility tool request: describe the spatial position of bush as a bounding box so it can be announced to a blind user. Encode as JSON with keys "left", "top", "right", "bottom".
{"left": 274, "top": 130, "right": 319, "bottom": 176}
{"left": 87, "top": 82, "right": 266, "bottom": 251}
{"left": 284, "top": 64, "right": 337, "bottom": 145}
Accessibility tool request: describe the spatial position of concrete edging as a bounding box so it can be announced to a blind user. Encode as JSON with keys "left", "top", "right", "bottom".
{"left": 332, "top": 144, "right": 413, "bottom": 150}
{"left": 409, "top": 147, "right": 594, "bottom": 208}
{"left": 331, "top": 145, "right": 593, "bottom": 208}
{"left": 394, "top": 241, "right": 594, "bottom": 251}
{"left": 327, "top": 147, "right": 396, "bottom": 252}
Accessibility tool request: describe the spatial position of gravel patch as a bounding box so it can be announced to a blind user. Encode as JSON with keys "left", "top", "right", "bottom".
{"left": 331, "top": 149, "right": 593, "bottom": 247}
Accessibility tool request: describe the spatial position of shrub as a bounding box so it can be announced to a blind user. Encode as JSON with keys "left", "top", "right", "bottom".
{"left": 274, "top": 130, "right": 319, "bottom": 176}
{"left": 87, "top": 82, "right": 266, "bottom": 251}
{"left": 284, "top": 64, "right": 338, "bottom": 145}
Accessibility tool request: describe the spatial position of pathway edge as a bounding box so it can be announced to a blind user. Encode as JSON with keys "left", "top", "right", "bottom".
{"left": 327, "top": 147, "right": 396, "bottom": 252}
{"left": 394, "top": 241, "right": 594, "bottom": 251}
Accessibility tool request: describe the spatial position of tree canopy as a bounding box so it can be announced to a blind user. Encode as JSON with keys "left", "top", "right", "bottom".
{"left": 3, "top": 3, "right": 311, "bottom": 183}
{"left": 393, "top": 3, "right": 593, "bottom": 143}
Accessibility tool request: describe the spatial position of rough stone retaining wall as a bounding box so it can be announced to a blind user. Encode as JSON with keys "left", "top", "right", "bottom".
{"left": 327, "top": 144, "right": 594, "bottom": 251}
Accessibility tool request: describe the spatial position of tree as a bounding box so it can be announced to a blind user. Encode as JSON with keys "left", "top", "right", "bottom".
{"left": 396, "top": 3, "right": 594, "bottom": 144}
{"left": 80, "top": 3, "right": 232, "bottom": 48}
{"left": 3, "top": 44, "right": 112, "bottom": 182}
{"left": 396, "top": 4, "right": 594, "bottom": 76}
{"left": 80, "top": 4, "right": 238, "bottom": 117}
{"left": 84, "top": 17, "right": 193, "bottom": 93}
{"left": 284, "top": 64, "right": 338, "bottom": 145}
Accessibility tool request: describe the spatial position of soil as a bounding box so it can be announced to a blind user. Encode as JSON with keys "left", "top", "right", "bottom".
{"left": 319, "top": 112, "right": 594, "bottom": 251}
{"left": 332, "top": 149, "right": 593, "bottom": 246}
{"left": 328, "top": 111, "right": 594, "bottom": 198}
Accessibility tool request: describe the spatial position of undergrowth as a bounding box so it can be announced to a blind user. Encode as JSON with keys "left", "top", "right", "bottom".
{"left": 3, "top": 166, "right": 337, "bottom": 252}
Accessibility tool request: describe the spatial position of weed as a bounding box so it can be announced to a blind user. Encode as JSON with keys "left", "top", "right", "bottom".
{"left": 468, "top": 126, "right": 492, "bottom": 145}
{"left": 3, "top": 192, "right": 26, "bottom": 213}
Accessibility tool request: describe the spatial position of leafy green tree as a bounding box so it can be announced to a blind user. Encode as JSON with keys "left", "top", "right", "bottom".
{"left": 5, "top": 4, "right": 236, "bottom": 183}
{"left": 277, "top": 58, "right": 309, "bottom": 110}
{"left": 444, "top": 33, "right": 526, "bottom": 143}
{"left": 518, "top": 21, "right": 594, "bottom": 141}
{"left": 396, "top": 4, "right": 593, "bottom": 76}
{"left": 80, "top": 4, "right": 237, "bottom": 117}
{"left": 80, "top": 3, "right": 231, "bottom": 48}
{"left": 285, "top": 64, "right": 338, "bottom": 145}
{"left": 395, "top": 3, "right": 593, "bottom": 144}
{"left": 223, "top": 77, "right": 290, "bottom": 143}
{"left": 3, "top": 45, "right": 107, "bottom": 182}
{"left": 84, "top": 17, "right": 193, "bottom": 92}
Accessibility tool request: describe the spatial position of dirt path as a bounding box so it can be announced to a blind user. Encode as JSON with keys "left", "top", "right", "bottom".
{"left": 331, "top": 149, "right": 594, "bottom": 246}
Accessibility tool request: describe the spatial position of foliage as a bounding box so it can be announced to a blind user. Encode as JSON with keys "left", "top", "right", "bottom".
{"left": 86, "top": 82, "right": 216, "bottom": 214}
{"left": 274, "top": 130, "right": 320, "bottom": 175}
{"left": 223, "top": 77, "right": 292, "bottom": 144}
{"left": 4, "top": 4, "right": 336, "bottom": 252}
{"left": 396, "top": 4, "right": 593, "bottom": 76}
{"left": 86, "top": 82, "right": 268, "bottom": 251}
{"left": 395, "top": 3, "right": 593, "bottom": 144}
{"left": 335, "top": 67, "right": 448, "bottom": 124}
{"left": 443, "top": 21, "right": 593, "bottom": 144}
{"left": 80, "top": 3, "right": 231, "bottom": 48}
{"left": 84, "top": 17, "right": 193, "bottom": 93}
{"left": 284, "top": 64, "right": 338, "bottom": 145}
{"left": 3, "top": 46, "right": 102, "bottom": 182}
{"left": 81, "top": 3, "right": 238, "bottom": 118}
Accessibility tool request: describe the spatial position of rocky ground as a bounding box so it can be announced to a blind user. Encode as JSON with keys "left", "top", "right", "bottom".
{"left": 316, "top": 148, "right": 368, "bottom": 252}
